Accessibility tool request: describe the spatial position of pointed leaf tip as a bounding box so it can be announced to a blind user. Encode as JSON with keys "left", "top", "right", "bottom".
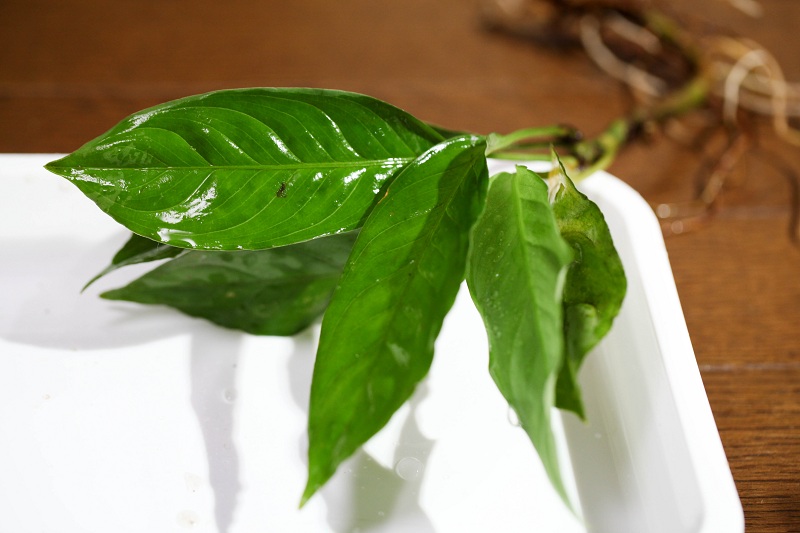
{"left": 304, "top": 134, "right": 488, "bottom": 500}
{"left": 467, "top": 165, "right": 574, "bottom": 507}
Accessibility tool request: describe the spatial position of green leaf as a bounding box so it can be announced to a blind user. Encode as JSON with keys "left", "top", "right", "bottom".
{"left": 302, "top": 134, "right": 489, "bottom": 503}
{"left": 549, "top": 163, "right": 626, "bottom": 419}
{"left": 84, "top": 233, "right": 184, "bottom": 290}
{"left": 466, "top": 165, "right": 574, "bottom": 505}
{"left": 45, "top": 88, "right": 445, "bottom": 250}
{"left": 101, "top": 232, "right": 357, "bottom": 336}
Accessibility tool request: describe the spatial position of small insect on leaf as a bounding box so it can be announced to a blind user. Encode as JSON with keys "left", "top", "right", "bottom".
{"left": 276, "top": 182, "right": 288, "bottom": 198}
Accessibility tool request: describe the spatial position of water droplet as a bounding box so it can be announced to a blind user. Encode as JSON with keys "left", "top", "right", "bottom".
{"left": 221, "top": 388, "right": 237, "bottom": 403}
{"left": 177, "top": 510, "right": 199, "bottom": 528}
{"left": 388, "top": 342, "right": 410, "bottom": 366}
{"left": 377, "top": 510, "right": 386, "bottom": 518}
{"left": 507, "top": 406, "right": 520, "bottom": 427}
{"left": 394, "top": 457, "right": 423, "bottom": 480}
{"left": 184, "top": 473, "right": 203, "bottom": 493}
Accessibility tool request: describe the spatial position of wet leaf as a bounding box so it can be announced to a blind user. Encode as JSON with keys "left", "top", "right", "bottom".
{"left": 302, "top": 135, "right": 488, "bottom": 503}
{"left": 45, "top": 88, "right": 444, "bottom": 250}
{"left": 466, "top": 165, "right": 574, "bottom": 505}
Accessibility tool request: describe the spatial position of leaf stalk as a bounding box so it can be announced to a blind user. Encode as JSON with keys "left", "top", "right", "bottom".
{"left": 488, "top": 75, "right": 710, "bottom": 181}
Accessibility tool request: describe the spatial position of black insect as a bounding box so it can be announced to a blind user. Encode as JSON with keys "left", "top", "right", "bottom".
{"left": 276, "top": 182, "right": 287, "bottom": 198}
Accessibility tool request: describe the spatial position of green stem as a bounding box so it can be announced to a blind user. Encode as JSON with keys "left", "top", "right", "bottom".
{"left": 486, "top": 125, "right": 578, "bottom": 156}
{"left": 489, "top": 75, "right": 710, "bottom": 181}
{"left": 572, "top": 75, "right": 709, "bottom": 180}
{"left": 486, "top": 151, "right": 567, "bottom": 163}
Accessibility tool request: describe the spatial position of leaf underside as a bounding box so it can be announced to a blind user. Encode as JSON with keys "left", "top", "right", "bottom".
{"left": 466, "top": 166, "right": 574, "bottom": 505}
{"left": 101, "top": 232, "right": 357, "bottom": 336}
{"left": 83, "top": 233, "right": 184, "bottom": 290}
{"left": 45, "top": 88, "right": 445, "bottom": 250}
{"left": 302, "top": 135, "right": 489, "bottom": 503}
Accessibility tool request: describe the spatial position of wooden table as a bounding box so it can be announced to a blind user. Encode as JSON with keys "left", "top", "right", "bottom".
{"left": 2, "top": 0, "right": 798, "bottom": 530}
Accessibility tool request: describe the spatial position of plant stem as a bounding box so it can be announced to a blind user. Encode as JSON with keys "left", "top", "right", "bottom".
{"left": 575, "top": 75, "right": 709, "bottom": 179}
{"left": 489, "top": 75, "right": 710, "bottom": 181}
{"left": 486, "top": 125, "right": 579, "bottom": 155}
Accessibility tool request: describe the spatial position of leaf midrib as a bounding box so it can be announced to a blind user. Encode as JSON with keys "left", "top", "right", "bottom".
{"left": 508, "top": 173, "right": 558, "bottom": 396}
{"left": 47, "top": 159, "right": 415, "bottom": 173}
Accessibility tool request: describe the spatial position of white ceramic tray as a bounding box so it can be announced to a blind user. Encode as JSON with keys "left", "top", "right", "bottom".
{"left": 0, "top": 154, "right": 742, "bottom": 533}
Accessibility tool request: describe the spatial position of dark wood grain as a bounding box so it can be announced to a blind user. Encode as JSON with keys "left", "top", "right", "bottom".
{"left": 2, "top": 0, "right": 799, "bottom": 530}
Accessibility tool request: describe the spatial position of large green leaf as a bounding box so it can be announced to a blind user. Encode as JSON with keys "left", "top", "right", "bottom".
{"left": 302, "top": 134, "right": 489, "bottom": 503}
{"left": 549, "top": 164, "right": 626, "bottom": 419}
{"left": 466, "top": 165, "right": 573, "bottom": 505}
{"left": 84, "top": 233, "right": 184, "bottom": 290}
{"left": 100, "top": 232, "right": 357, "bottom": 336}
{"left": 45, "top": 88, "right": 445, "bottom": 250}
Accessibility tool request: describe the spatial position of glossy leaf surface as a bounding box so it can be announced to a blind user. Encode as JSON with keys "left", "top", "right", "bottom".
{"left": 45, "top": 88, "right": 444, "bottom": 250}
{"left": 466, "top": 166, "right": 573, "bottom": 504}
{"left": 101, "top": 232, "right": 357, "bottom": 336}
{"left": 84, "top": 233, "right": 183, "bottom": 290}
{"left": 550, "top": 164, "right": 627, "bottom": 419}
{"left": 302, "top": 135, "right": 488, "bottom": 503}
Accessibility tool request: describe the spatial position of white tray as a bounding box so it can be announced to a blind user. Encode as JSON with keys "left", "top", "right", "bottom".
{"left": 0, "top": 155, "right": 742, "bottom": 533}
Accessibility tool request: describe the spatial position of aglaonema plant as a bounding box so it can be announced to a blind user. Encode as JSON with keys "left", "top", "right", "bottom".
{"left": 44, "top": 87, "right": 626, "bottom": 509}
